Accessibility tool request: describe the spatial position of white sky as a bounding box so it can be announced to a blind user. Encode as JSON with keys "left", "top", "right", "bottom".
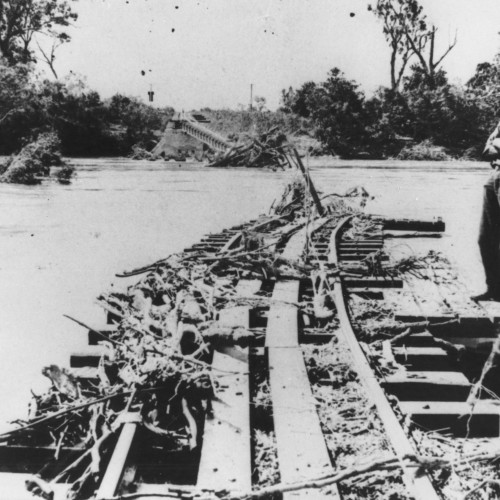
{"left": 49, "top": 0, "right": 500, "bottom": 110}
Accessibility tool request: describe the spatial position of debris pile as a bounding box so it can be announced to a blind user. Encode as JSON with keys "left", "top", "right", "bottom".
{"left": 0, "top": 132, "right": 74, "bottom": 184}
{"left": 208, "top": 127, "right": 290, "bottom": 168}
{"left": 2, "top": 173, "right": 463, "bottom": 499}
{"left": 1, "top": 178, "right": 336, "bottom": 499}
{"left": 129, "top": 145, "right": 160, "bottom": 161}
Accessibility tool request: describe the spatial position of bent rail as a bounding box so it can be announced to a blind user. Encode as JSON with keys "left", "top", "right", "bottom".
{"left": 329, "top": 217, "right": 440, "bottom": 500}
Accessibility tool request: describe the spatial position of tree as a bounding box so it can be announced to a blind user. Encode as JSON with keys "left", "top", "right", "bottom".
{"left": 106, "top": 94, "right": 168, "bottom": 152}
{"left": 466, "top": 56, "right": 500, "bottom": 132}
{"left": 0, "top": 0, "right": 77, "bottom": 66}
{"left": 0, "top": 57, "right": 31, "bottom": 125}
{"left": 254, "top": 96, "right": 267, "bottom": 112}
{"left": 369, "top": 0, "right": 457, "bottom": 90}
{"left": 402, "top": 66, "right": 482, "bottom": 149}
{"left": 279, "top": 81, "right": 317, "bottom": 117}
{"left": 365, "top": 87, "right": 411, "bottom": 141}
{"left": 369, "top": 0, "right": 428, "bottom": 91}
{"left": 307, "top": 68, "right": 368, "bottom": 156}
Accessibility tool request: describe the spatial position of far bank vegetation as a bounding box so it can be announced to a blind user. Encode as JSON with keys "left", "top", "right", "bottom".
{"left": 0, "top": 0, "right": 499, "bottom": 161}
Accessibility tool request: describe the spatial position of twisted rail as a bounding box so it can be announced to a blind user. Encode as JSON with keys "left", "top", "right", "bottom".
{"left": 329, "top": 216, "right": 440, "bottom": 500}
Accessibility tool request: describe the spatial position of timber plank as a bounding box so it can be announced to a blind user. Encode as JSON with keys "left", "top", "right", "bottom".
{"left": 393, "top": 331, "right": 436, "bottom": 347}
{"left": 393, "top": 346, "right": 455, "bottom": 371}
{"left": 70, "top": 346, "right": 106, "bottom": 368}
{"left": 399, "top": 401, "right": 500, "bottom": 437}
{"left": 383, "top": 371, "right": 470, "bottom": 401}
{"left": 71, "top": 366, "right": 100, "bottom": 383}
{"left": 196, "top": 279, "right": 260, "bottom": 492}
{"left": 445, "top": 337, "right": 495, "bottom": 351}
{"left": 96, "top": 415, "right": 140, "bottom": 499}
{"left": 88, "top": 325, "right": 118, "bottom": 345}
{"left": 266, "top": 279, "right": 337, "bottom": 499}
{"left": 381, "top": 218, "right": 445, "bottom": 232}
{"left": 343, "top": 277, "right": 403, "bottom": 288}
{"left": 339, "top": 243, "right": 384, "bottom": 248}
{"left": 265, "top": 281, "right": 300, "bottom": 347}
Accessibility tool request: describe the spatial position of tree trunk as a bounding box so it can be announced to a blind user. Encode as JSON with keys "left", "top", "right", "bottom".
{"left": 428, "top": 27, "right": 436, "bottom": 82}
{"left": 390, "top": 46, "right": 397, "bottom": 90}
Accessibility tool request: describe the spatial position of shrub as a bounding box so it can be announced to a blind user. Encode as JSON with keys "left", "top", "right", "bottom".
{"left": 0, "top": 132, "right": 71, "bottom": 184}
{"left": 396, "top": 140, "right": 451, "bottom": 161}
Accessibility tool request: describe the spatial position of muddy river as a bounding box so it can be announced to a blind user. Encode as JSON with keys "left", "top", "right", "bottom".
{"left": 0, "top": 158, "right": 489, "bottom": 427}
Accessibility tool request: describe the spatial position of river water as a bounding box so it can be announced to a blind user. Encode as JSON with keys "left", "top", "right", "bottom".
{"left": 0, "top": 158, "right": 490, "bottom": 427}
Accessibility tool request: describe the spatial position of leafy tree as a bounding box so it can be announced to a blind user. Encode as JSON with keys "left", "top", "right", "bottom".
{"left": 0, "top": 0, "right": 77, "bottom": 66}
{"left": 0, "top": 57, "right": 31, "bottom": 125}
{"left": 106, "top": 94, "right": 170, "bottom": 152}
{"left": 466, "top": 56, "right": 500, "bottom": 133}
{"left": 402, "top": 66, "right": 482, "bottom": 149}
{"left": 280, "top": 82, "right": 317, "bottom": 117}
{"left": 307, "top": 68, "right": 367, "bottom": 156}
{"left": 364, "top": 87, "right": 410, "bottom": 153}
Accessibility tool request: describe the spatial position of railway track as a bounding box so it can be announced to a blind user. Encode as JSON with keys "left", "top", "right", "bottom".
{"left": 1, "top": 209, "right": 499, "bottom": 500}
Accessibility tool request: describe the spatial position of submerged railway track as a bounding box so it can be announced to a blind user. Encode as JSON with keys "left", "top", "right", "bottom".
{"left": 1, "top": 192, "right": 500, "bottom": 500}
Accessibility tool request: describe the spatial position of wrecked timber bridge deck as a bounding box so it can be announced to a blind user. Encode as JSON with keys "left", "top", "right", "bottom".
{"left": 2, "top": 185, "right": 500, "bottom": 500}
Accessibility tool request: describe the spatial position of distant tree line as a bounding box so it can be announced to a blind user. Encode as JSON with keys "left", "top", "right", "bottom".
{"left": 0, "top": 0, "right": 171, "bottom": 157}
{"left": 279, "top": 0, "right": 500, "bottom": 159}
{"left": 0, "top": 61, "right": 172, "bottom": 156}
{"left": 279, "top": 62, "right": 494, "bottom": 159}
{"left": 2, "top": 0, "right": 500, "bottom": 160}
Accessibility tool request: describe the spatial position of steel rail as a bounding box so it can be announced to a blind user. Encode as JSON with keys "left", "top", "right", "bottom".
{"left": 329, "top": 216, "right": 441, "bottom": 500}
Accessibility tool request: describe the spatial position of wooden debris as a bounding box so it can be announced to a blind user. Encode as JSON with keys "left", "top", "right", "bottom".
{"left": 207, "top": 127, "right": 290, "bottom": 169}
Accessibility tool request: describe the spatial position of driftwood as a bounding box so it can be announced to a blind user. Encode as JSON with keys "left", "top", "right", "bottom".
{"left": 10, "top": 173, "right": 452, "bottom": 500}
{"left": 96, "top": 448, "right": 500, "bottom": 500}
{"left": 208, "top": 127, "right": 290, "bottom": 169}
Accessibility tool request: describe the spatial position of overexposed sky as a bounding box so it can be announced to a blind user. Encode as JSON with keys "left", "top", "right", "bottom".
{"left": 49, "top": 0, "right": 500, "bottom": 110}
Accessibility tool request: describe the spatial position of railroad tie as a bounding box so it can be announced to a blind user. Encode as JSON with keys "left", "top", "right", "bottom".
{"left": 70, "top": 345, "right": 106, "bottom": 368}
{"left": 382, "top": 371, "right": 471, "bottom": 401}
{"left": 392, "top": 346, "right": 456, "bottom": 371}
{"left": 87, "top": 324, "right": 118, "bottom": 345}
{"left": 399, "top": 401, "right": 500, "bottom": 437}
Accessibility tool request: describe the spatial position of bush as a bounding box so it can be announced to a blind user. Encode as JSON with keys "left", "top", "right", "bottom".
{"left": 0, "top": 132, "right": 71, "bottom": 184}
{"left": 0, "top": 72, "right": 171, "bottom": 157}
{"left": 396, "top": 140, "right": 451, "bottom": 161}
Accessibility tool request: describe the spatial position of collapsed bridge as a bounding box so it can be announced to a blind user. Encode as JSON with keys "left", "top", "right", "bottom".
{"left": 151, "top": 112, "right": 230, "bottom": 157}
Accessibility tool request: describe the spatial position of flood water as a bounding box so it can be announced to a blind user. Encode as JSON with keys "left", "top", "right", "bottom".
{"left": 0, "top": 158, "right": 490, "bottom": 427}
